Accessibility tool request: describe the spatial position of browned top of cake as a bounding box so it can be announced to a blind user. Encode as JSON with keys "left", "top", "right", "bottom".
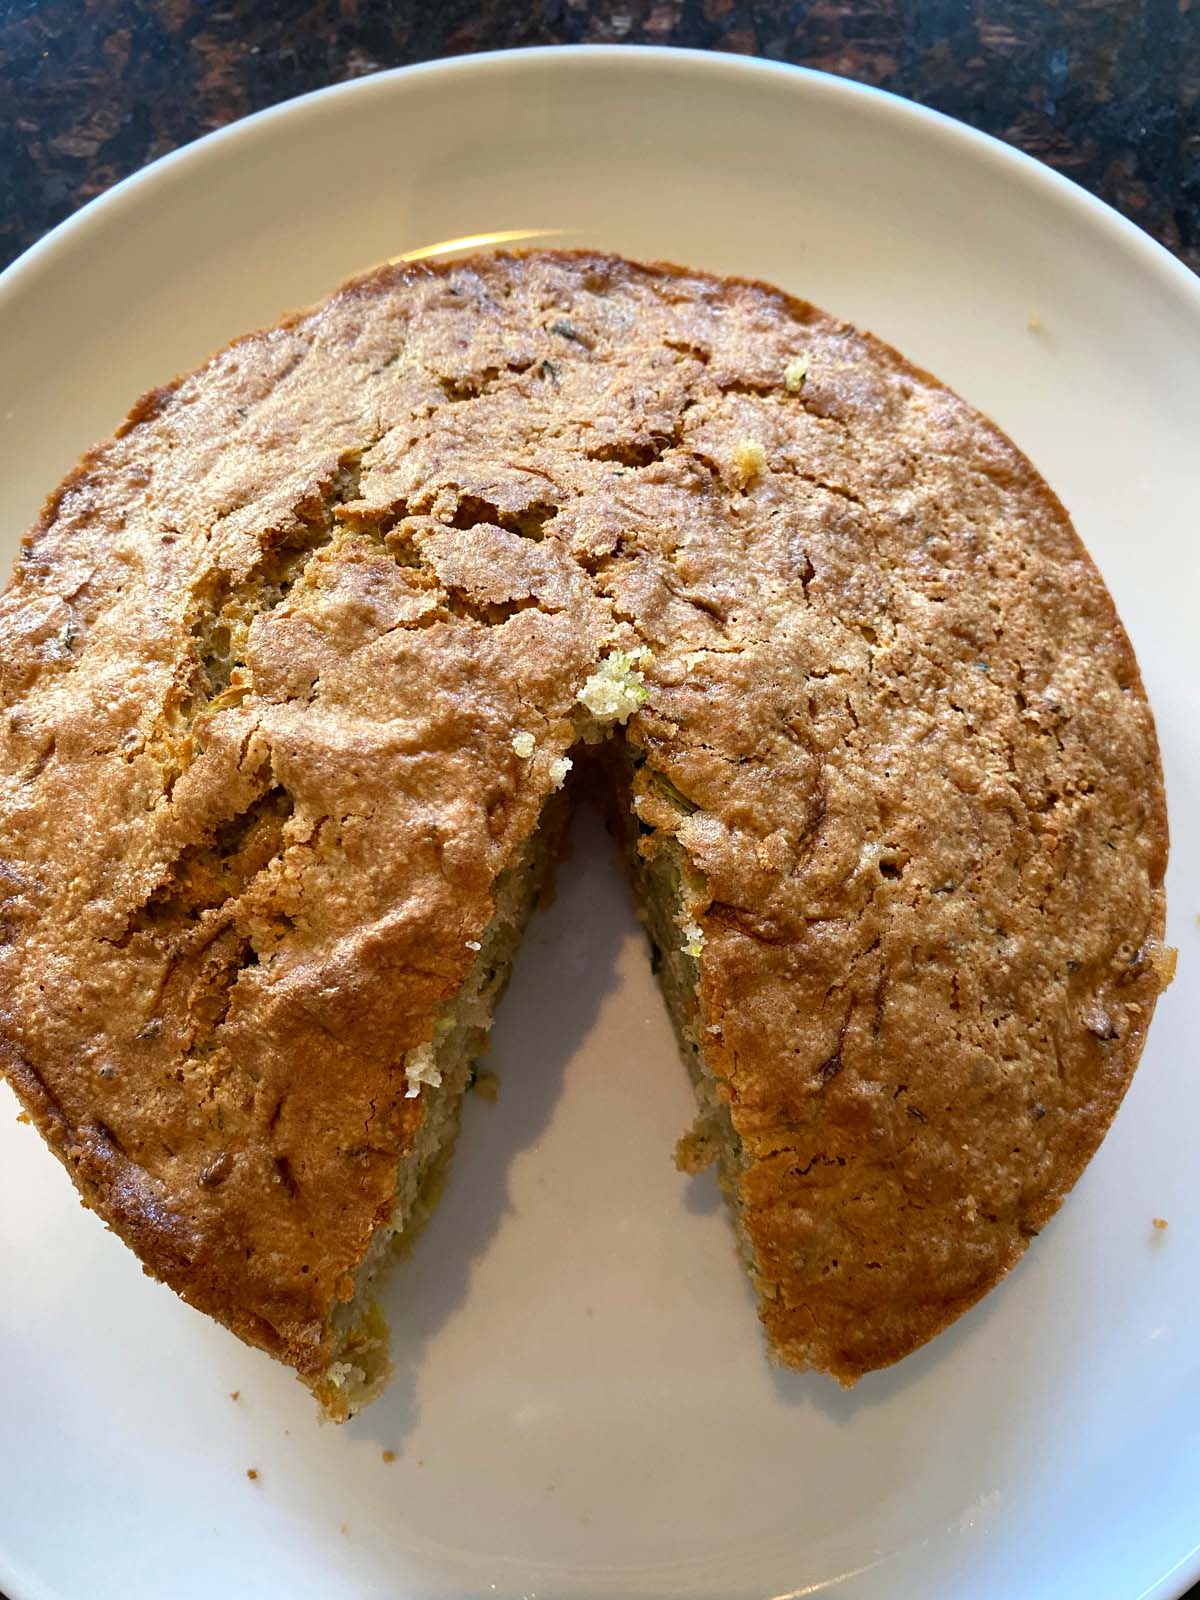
{"left": 0, "top": 251, "right": 1169, "bottom": 1384}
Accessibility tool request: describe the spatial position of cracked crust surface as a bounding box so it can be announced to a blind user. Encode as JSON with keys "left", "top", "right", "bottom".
{"left": 0, "top": 250, "right": 1169, "bottom": 1388}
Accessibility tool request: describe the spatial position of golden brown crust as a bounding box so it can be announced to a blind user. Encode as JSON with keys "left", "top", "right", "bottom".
{"left": 0, "top": 250, "right": 1168, "bottom": 1386}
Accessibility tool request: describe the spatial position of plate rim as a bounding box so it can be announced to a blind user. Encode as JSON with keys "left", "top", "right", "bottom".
{"left": 1, "top": 45, "right": 1197, "bottom": 318}
{"left": 0, "top": 42, "right": 1197, "bottom": 1600}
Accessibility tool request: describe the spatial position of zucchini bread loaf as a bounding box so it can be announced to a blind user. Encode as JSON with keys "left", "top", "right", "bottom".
{"left": 0, "top": 251, "right": 1170, "bottom": 1416}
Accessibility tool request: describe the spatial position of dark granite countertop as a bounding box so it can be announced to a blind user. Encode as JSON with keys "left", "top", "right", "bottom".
{"left": 0, "top": 5, "right": 1197, "bottom": 1599}
{"left": 0, "top": 0, "right": 1198, "bottom": 276}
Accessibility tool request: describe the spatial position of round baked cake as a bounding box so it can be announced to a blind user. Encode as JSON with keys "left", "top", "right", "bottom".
{"left": 0, "top": 251, "right": 1171, "bottom": 1416}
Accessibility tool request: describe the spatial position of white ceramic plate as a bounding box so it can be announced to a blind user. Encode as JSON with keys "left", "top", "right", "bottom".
{"left": 1, "top": 46, "right": 1197, "bottom": 1600}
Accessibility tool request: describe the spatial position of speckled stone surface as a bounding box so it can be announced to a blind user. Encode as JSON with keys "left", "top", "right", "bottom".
{"left": 0, "top": 0, "right": 1197, "bottom": 275}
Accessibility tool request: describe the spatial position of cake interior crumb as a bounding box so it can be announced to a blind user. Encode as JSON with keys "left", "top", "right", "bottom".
{"left": 784, "top": 357, "right": 808, "bottom": 392}
{"left": 734, "top": 438, "right": 767, "bottom": 483}
{"left": 472, "top": 1068, "right": 500, "bottom": 1102}
{"left": 577, "top": 649, "right": 651, "bottom": 727}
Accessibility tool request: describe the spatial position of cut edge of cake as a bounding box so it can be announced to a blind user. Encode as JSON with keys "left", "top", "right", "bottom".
{"left": 309, "top": 802, "right": 567, "bottom": 1420}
